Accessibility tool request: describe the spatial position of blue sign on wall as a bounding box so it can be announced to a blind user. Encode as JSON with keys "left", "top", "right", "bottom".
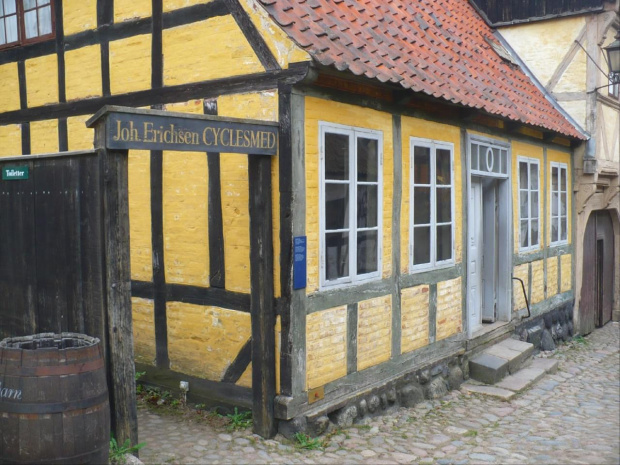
{"left": 293, "top": 236, "right": 307, "bottom": 290}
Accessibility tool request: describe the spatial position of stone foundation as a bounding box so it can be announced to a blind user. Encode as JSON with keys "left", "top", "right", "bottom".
{"left": 514, "top": 300, "right": 574, "bottom": 352}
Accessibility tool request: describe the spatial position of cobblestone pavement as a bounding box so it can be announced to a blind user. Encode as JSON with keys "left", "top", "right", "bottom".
{"left": 138, "top": 322, "right": 620, "bottom": 464}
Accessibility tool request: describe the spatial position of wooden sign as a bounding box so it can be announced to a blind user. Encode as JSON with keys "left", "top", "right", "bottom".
{"left": 92, "top": 108, "right": 278, "bottom": 155}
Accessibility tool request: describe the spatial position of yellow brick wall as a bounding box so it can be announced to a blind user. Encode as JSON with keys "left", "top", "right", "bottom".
{"left": 109, "top": 35, "right": 152, "bottom": 95}
{"left": 401, "top": 285, "right": 429, "bottom": 353}
{"left": 512, "top": 263, "right": 529, "bottom": 312}
{"left": 235, "top": 316, "right": 281, "bottom": 391}
{"left": 531, "top": 259, "right": 545, "bottom": 304}
{"left": 63, "top": 0, "right": 97, "bottom": 36}
{"left": 306, "top": 306, "right": 347, "bottom": 389}
{"left": 129, "top": 150, "right": 153, "bottom": 281}
{"left": 132, "top": 297, "right": 156, "bottom": 366}
{"left": 114, "top": 0, "right": 152, "bottom": 22}
{"left": 0, "top": 63, "right": 20, "bottom": 113}
{"left": 561, "top": 254, "right": 572, "bottom": 292}
{"left": 65, "top": 45, "right": 102, "bottom": 101}
{"left": 400, "top": 117, "right": 463, "bottom": 271}
{"left": 0, "top": 124, "right": 22, "bottom": 157}
{"left": 305, "top": 96, "right": 393, "bottom": 292}
{"left": 67, "top": 115, "right": 94, "bottom": 151}
{"left": 30, "top": 119, "right": 58, "bottom": 154}
{"left": 167, "top": 302, "right": 251, "bottom": 380}
{"left": 436, "top": 277, "right": 462, "bottom": 341}
{"left": 164, "top": 0, "right": 214, "bottom": 12}
{"left": 357, "top": 295, "right": 392, "bottom": 370}
{"left": 162, "top": 16, "right": 264, "bottom": 86}
{"left": 546, "top": 256, "right": 558, "bottom": 297}
{"left": 26, "top": 54, "right": 58, "bottom": 108}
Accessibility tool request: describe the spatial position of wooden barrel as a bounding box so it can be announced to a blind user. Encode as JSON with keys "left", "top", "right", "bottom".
{"left": 0, "top": 333, "right": 110, "bottom": 464}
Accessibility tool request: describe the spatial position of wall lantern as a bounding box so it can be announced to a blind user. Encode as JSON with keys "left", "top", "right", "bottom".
{"left": 603, "top": 31, "right": 620, "bottom": 82}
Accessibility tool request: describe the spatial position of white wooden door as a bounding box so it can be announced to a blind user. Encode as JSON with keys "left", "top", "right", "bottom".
{"left": 468, "top": 180, "right": 483, "bottom": 336}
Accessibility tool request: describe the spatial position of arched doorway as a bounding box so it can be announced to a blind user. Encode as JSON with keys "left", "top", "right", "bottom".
{"left": 580, "top": 210, "right": 615, "bottom": 334}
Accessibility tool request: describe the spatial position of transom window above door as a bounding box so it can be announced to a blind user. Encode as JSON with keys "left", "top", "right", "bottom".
{"left": 319, "top": 122, "right": 383, "bottom": 289}
{"left": 470, "top": 138, "right": 509, "bottom": 178}
{"left": 0, "top": 0, "right": 54, "bottom": 49}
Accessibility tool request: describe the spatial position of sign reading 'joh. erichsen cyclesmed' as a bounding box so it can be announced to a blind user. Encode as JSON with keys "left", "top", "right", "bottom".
{"left": 105, "top": 112, "right": 278, "bottom": 155}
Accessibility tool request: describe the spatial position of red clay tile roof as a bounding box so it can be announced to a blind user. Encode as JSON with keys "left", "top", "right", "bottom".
{"left": 258, "top": 0, "right": 585, "bottom": 139}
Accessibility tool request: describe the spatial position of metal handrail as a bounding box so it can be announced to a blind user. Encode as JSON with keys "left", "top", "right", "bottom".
{"left": 512, "top": 276, "right": 531, "bottom": 318}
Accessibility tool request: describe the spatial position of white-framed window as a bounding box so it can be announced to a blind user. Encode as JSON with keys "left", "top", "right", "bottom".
{"left": 550, "top": 161, "right": 568, "bottom": 245}
{"left": 319, "top": 122, "right": 383, "bottom": 288}
{"left": 518, "top": 157, "right": 540, "bottom": 251}
{"left": 609, "top": 73, "right": 619, "bottom": 99}
{"left": 410, "top": 137, "right": 454, "bottom": 271}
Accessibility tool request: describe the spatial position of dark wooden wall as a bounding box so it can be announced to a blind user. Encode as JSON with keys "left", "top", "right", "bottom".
{"left": 0, "top": 151, "right": 105, "bottom": 344}
{"left": 471, "top": 0, "right": 608, "bottom": 24}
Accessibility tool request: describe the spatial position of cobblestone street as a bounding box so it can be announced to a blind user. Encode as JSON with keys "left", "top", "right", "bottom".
{"left": 138, "top": 322, "right": 620, "bottom": 464}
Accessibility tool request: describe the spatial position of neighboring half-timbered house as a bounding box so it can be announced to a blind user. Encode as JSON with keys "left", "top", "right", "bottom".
{"left": 0, "top": 0, "right": 588, "bottom": 435}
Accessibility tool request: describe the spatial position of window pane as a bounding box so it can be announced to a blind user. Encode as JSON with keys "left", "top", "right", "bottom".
{"left": 471, "top": 144, "right": 479, "bottom": 171}
{"left": 24, "top": 10, "right": 38, "bottom": 39}
{"left": 357, "top": 231, "right": 378, "bottom": 274}
{"left": 531, "top": 220, "right": 539, "bottom": 246}
{"left": 37, "top": 0, "right": 50, "bottom": 6}
{"left": 520, "top": 220, "right": 529, "bottom": 248}
{"left": 551, "top": 218, "right": 558, "bottom": 243}
{"left": 24, "top": 0, "right": 36, "bottom": 9}
{"left": 413, "top": 187, "right": 430, "bottom": 224}
{"left": 436, "top": 224, "right": 452, "bottom": 262}
{"left": 436, "top": 187, "right": 451, "bottom": 223}
{"left": 325, "top": 232, "right": 349, "bottom": 280}
{"left": 325, "top": 133, "right": 349, "bottom": 180}
{"left": 5, "top": 14, "right": 17, "bottom": 43}
{"left": 519, "top": 162, "right": 528, "bottom": 189}
{"left": 0, "top": 1, "right": 3, "bottom": 15}
{"left": 551, "top": 192, "right": 558, "bottom": 216}
{"left": 530, "top": 164, "right": 538, "bottom": 189}
{"left": 413, "top": 227, "right": 430, "bottom": 265}
{"left": 560, "top": 193, "right": 567, "bottom": 215}
{"left": 325, "top": 184, "right": 349, "bottom": 230}
{"left": 560, "top": 217, "right": 567, "bottom": 241}
{"left": 357, "top": 137, "right": 378, "bottom": 182}
{"left": 357, "top": 185, "right": 377, "bottom": 228}
{"left": 38, "top": 6, "right": 52, "bottom": 35}
{"left": 519, "top": 192, "right": 528, "bottom": 219}
{"left": 0, "top": 20, "right": 5, "bottom": 45}
{"left": 560, "top": 168, "right": 566, "bottom": 192}
{"left": 4, "top": 0, "right": 16, "bottom": 15}
{"left": 436, "top": 148, "right": 451, "bottom": 185}
{"left": 552, "top": 167, "right": 558, "bottom": 191}
{"left": 413, "top": 146, "right": 430, "bottom": 184}
{"left": 530, "top": 192, "right": 538, "bottom": 219}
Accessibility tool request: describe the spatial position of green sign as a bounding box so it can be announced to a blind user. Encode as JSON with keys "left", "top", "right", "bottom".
{"left": 2, "top": 166, "right": 29, "bottom": 180}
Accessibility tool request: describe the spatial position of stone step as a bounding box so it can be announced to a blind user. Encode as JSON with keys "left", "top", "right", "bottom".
{"left": 462, "top": 357, "right": 559, "bottom": 399}
{"left": 469, "top": 338, "right": 534, "bottom": 384}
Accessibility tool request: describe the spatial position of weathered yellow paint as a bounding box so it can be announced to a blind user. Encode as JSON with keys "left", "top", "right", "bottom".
{"left": 29, "top": 119, "right": 58, "bottom": 154}
{"left": 67, "top": 115, "right": 94, "bottom": 151}
{"left": 401, "top": 285, "right": 429, "bottom": 353}
{"left": 0, "top": 63, "right": 20, "bottom": 113}
{"left": 306, "top": 306, "right": 347, "bottom": 389}
{"left": 401, "top": 117, "right": 463, "bottom": 269}
{"left": 132, "top": 297, "right": 156, "bottom": 366}
{"left": 110, "top": 35, "right": 152, "bottom": 95}
{"left": 167, "top": 302, "right": 251, "bottom": 380}
{"left": 26, "top": 54, "right": 58, "bottom": 108}
{"left": 237, "top": 363, "right": 252, "bottom": 388}
{"left": 560, "top": 100, "right": 587, "bottom": 129}
{"left": 218, "top": 92, "right": 281, "bottom": 295}
{"left": 357, "top": 295, "right": 392, "bottom": 370}
{"left": 555, "top": 48, "right": 587, "bottom": 94}
{"left": 162, "top": 16, "right": 264, "bottom": 86}
{"left": 501, "top": 16, "right": 586, "bottom": 90}
{"left": 163, "top": 150, "right": 209, "bottom": 286}
{"left": 235, "top": 316, "right": 281, "bottom": 392}
{"left": 547, "top": 256, "right": 558, "bottom": 297}
{"left": 512, "top": 263, "right": 529, "bottom": 312}
{"left": 163, "top": 0, "right": 214, "bottom": 12}
{"left": 531, "top": 260, "right": 545, "bottom": 304}
{"left": 0, "top": 124, "right": 22, "bottom": 157}
{"left": 547, "top": 149, "right": 572, "bottom": 245}
{"left": 237, "top": 0, "right": 311, "bottom": 69}
{"left": 600, "top": 105, "right": 620, "bottom": 163}
{"left": 512, "top": 141, "right": 544, "bottom": 253}
{"left": 65, "top": 45, "right": 102, "bottom": 101}
{"left": 436, "top": 277, "right": 462, "bottom": 341}
{"left": 129, "top": 150, "right": 153, "bottom": 282}
{"left": 305, "top": 96, "right": 393, "bottom": 292}
{"left": 561, "top": 254, "right": 572, "bottom": 293}
{"left": 63, "top": 0, "right": 97, "bottom": 36}
{"left": 165, "top": 99, "right": 204, "bottom": 114}
{"left": 114, "top": 0, "right": 152, "bottom": 22}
